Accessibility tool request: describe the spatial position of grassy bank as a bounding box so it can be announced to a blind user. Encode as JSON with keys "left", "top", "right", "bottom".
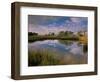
{"left": 28, "top": 35, "right": 79, "bottom": 42}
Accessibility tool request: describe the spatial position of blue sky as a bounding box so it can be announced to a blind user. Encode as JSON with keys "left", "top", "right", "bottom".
{"left": 28, "top": 15, "right": 88, "bottom": 35}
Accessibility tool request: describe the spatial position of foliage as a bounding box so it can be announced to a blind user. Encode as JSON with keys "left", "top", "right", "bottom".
{"left": 28, "top": 49, "right": 87, "bottom": 66}
{"left": 28, "top": 30, "right": 88, "bottom": 42}
{"left": 28, "top": 50, "right": 61, "bottom": 66}
{"left": 28, "top": 32, "right": 38, "bottom": 36}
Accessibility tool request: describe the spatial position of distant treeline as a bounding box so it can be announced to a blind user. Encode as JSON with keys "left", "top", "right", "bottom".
{"left": 28, "top": 30, "right": 87, "bottom": 42}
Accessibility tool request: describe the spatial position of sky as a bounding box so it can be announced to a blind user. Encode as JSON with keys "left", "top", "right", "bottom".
{"left": 28, "top": 15, "right": 88, "bottom": 35}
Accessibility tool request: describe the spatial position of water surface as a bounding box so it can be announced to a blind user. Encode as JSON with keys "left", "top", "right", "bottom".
{"left": 28, "top": 40, "right": 88, "bottom": 66}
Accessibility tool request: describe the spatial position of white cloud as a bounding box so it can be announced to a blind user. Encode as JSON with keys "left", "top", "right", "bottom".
{"left": 70, "top": 17, "right": 81, "bottom": 23}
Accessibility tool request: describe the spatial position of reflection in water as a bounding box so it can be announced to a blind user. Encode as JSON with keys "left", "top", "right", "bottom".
{"left": 59, "top": 40, "right": 73, "bottom": 46}
{"left": 28, "top": 40, "right": 88, "bottom": 66}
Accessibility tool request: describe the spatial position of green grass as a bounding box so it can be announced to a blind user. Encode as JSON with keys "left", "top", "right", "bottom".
{"left": 28, "top": 49, "right": 87, "bottom": 66}
{"left": 28, "top": 50, "right": 62, "bottom": 66}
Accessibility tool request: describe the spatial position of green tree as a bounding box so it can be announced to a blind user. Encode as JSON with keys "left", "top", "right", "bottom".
{"left": 28, "top": 32, "right": 38, "bottom": 36}
{"left": 58, "top": 31, "right": 65, "bottom": 36}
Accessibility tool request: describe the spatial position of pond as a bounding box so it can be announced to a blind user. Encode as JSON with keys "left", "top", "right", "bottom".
{"left": 28, "top": 40, "right": 88, "bottom": 66}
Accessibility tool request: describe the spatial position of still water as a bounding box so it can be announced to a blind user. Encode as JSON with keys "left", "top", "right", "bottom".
{"left": 28, "top": 40, "right": 88, "bottom": 65}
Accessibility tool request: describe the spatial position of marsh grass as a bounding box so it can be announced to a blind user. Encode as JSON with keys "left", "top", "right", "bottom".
{"left": 28, "top": 50, "right": 62, "bottom": 66}
{"left": 28, "top": 49, "right": 87, "bottom": 66}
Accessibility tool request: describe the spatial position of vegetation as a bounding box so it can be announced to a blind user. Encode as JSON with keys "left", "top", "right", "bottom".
{"left": 28, "top": 30, "right": 83, "bottom": 42}
{"left": 28, "top": 30, "right": 88, "bottom": 66}
{"left": 28, "top": 35, "right": 79, "bottom": 42}
{"left": 28, "top": 50, "right": 62, "bottom": 66}
{"left": 28, "top": 30, "right": 87, "bottom": 43}
{"left": 28, "top": 32, "right": 38, "bottom": 36}
{"left": 28, "top": 49, "right": 87, "bottom": 66}
{"left": 58, "top": 40, "right": 73, "bottom": 46}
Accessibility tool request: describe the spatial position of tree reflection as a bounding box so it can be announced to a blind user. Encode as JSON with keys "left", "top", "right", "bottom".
{"left": 58, "top": 40, "right": 73, "bottom": 46}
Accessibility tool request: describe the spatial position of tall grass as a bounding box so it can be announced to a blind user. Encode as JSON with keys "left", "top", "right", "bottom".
{"left": 28, "top": 49, "right": 87, "bottom": 66}
{"left": 28, "top": 50, "right": 62, "bottom": 66}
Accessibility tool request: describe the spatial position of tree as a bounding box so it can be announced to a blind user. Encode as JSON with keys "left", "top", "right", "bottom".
{"left": 51, "top": 33, "right": 55, "bottom": 36}
{"left": 65, "top": 31, "right": 68, "bottom": 35}
{"left": 32, "top": 32, "right": 38, "bottom": 36}
{"left": 58, "top": 31, "right": 65, "bottom": 36}
{"left": 28, "top": 32, "right": 38, "bottom": 36}
{"left": 77, "top": 31, "right": 83, "bottom": 36}
{"left": 58, "top": 31, "right": 73, "bottom": 36}
{"left": 48, "top": 32, "right": 55, "bottom": 36}
{"left": 28, "top": 32, "right": 33, "bottom": 36}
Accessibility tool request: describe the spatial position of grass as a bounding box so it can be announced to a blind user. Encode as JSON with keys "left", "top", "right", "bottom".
{"left": 28, "top": 50, "right": 62, "bottom": 66}
{"left": 79, "top": 35, "right": 88, "bottom": 44}
{"left": 28, "top": 49, "right": 87, "bottom": 66}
